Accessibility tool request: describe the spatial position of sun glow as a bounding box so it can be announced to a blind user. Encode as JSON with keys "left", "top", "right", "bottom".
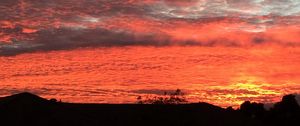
{"left": 196, "top": 76, "right": 282, "bottom": 107}
{"left": 234, "top": 76, "right": 280, "bottom": 95}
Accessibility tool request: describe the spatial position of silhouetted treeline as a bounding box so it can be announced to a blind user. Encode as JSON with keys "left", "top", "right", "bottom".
{"left": 137, "top": 89, "right": 187, "bottom": 104}
{"left": 0, "top": 92, "right": 299, "bottom": 126}
{"left": 239, "top": 94, "right": 300, "bottom": 126}
{"left": 137, "top": 89, "right": 300, "bottom": 126}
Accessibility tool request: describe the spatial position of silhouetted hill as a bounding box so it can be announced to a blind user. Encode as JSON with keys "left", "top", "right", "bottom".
{"left": 0, "top": 92, "right": 47, "bottom": 105}
{"left": 0, "top": 92, "right": 267, "bottom": 126}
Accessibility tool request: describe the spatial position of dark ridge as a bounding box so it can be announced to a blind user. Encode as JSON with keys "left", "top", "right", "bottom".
{"left": 0, "top": 92, "right": 299, "bottom": 126}
{"left": 0, "top": 92, "right": 50, "bottom": 110}
{"left": 0, "top": 92, "right": 262, "bottom": 126}
{"left": 0, "top": 92, "right": 46, "bottom": 102}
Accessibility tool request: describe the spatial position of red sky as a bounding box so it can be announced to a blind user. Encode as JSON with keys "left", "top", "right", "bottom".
{"left": 0, "top": 0, "right": 300, "bottom": 107}
{"left": 1, "top": 0, "right": 300, "bottom": 55}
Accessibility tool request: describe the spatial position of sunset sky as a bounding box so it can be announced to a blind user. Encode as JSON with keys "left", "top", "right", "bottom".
{"left": 0, "top": 0, "right": 300, "bottom": 107}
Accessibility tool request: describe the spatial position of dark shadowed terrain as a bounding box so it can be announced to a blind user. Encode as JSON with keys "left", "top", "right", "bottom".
{"left": 0, "top": 92, "right": 299, "bottom": 126}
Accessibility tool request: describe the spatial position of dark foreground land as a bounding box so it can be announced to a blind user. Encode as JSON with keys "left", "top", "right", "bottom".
{"left": 0, "top": 93, "right": 299, "bottom": 126}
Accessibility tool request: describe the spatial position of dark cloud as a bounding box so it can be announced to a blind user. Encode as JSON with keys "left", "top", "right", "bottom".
{"left": 0, "top": 27, "right": 174, "bottom": 56}
{"left": 1, "top": 24, "right": 300, "bottom": 56}
{"left": 131, "top": 89, "right": 182, "bottom": 95}
{"left": 206, "top": 89, "right": 259, "bottom": 96}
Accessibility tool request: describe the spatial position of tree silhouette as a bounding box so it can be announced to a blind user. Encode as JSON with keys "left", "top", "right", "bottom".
{"left": 240, "top": 101, "right": 265, "bottom": 119}
{"left": 136, "top": 89, "right": 187, "bottom": 104}
{"left": 273, "top": 94, "right": 299, "bottom": 111}
{"left": 271, "top": 94, "right": 300, "bottom": 118}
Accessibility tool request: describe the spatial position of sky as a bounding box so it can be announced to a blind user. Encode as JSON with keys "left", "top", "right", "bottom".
{"left": 0, "top": 0, "right": 300, "bottom": 107}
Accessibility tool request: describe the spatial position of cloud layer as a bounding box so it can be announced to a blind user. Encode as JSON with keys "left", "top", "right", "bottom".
{"left": 1, "top": 0, "right": 300, "bottom": 55}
